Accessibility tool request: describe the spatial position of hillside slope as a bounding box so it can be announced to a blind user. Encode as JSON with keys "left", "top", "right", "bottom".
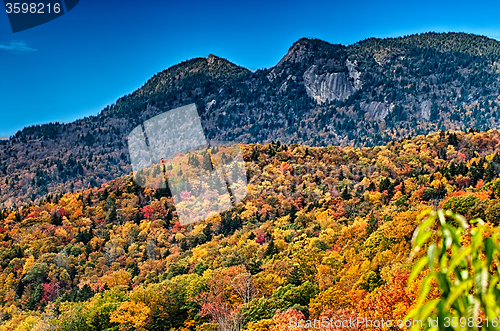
{"left": 2, "top": 130, "right": 500, "bottom": 328}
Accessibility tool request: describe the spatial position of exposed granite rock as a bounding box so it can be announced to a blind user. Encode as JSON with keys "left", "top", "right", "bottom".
{"left": 207, "top": 54, "right": 219, "bottom": 65}
{"left": 303, "top": 59, "right": 362, "bottom": 104}
{"left": 206, "top": 99, "right": 216, "bottom": 111}
{"left": 420, "top": 100, "right": 431, "bottom": 120}
{"left": 362, "top": 101, "right": 394, "bottom": 121}
{"left": 346, "top": 59, "right": 362, "bottom": 90}
{"left": 304, "top": 65, "right": 356, "bottom": 103}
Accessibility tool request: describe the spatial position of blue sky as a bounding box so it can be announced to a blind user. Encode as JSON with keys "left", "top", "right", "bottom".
{"left": 1, "top": 0, "right": 500, "bottom": 138}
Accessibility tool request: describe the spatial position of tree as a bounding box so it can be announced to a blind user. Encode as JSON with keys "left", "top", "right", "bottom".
{"left": 265, "top": 239, "right": 279, "bottom": 257}
{"left": 340, "top": 187, "right": 351, "bottom": 200}
{"left": 229, "top": 272, "right": 259, "bottom": 304}
{"left": 106, "top": 197, "right": 117, "bottom": 223}
{"left": 51, "top": 210, "right": 62, "bottom": 226}
{"left": 197, "top": 270, "right": 245, "bottom": 331}
{"left": 202, "top": 151, "right": 214, "bottom": 171}
{"left": 110, "top": 300, "right": 151, "bottom": 331}
{"left": 485, "top": 162, "right": 496, "bottom": 182}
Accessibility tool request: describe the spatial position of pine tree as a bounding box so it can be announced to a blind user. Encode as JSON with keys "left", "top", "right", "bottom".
{"left": 134, "top": 211, "right": 142, "bottom": 225}
{"left": 367, "top": 214, "right": 378, "bottom": 235}
{"left": 265, "top": 238, "right": 278, "bottom": 257}
{"left": 290, "top": 204, "right": 298, "bottom": 222}
{"left": 287, "top": 267, "right": 302, "bottom": 285}
{"left": 378, "top": 177, "right": 391, "bottom": 192}
{"left": 252, "top": 149, "right": 259, "bottom": 161}
{"left": 341, "top": 186, "right": 351, "bottom": 200}
{"left": 51, "top": 211, "right": 62, "bottom": 226}
{"left": 202, "top": 152, "right": 213, "bottom": 171}
{"left": 485, "top": 162, "right": 496, "bottom": 182}
{"left": 449, "top": 162, "right": 457, "bottom": 176}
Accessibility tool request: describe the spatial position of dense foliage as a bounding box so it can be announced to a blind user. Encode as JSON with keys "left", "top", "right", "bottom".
{"left": 1, "top": 129, "right": 500, "bottom": 329}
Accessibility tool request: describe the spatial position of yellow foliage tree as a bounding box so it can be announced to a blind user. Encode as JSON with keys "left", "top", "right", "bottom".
{"left": 102, "top": 269, "right": 132, "bottom": 288}
{"left": 109, "top": 300, "right": 151, "bottom": 331}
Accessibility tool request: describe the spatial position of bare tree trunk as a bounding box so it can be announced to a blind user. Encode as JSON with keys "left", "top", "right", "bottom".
{"left": 228, "top": 272, "right": 259, "bottom": 304}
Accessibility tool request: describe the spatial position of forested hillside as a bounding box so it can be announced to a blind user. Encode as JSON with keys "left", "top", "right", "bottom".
{"left": 2, "top": 32, "right": 500, "bottom": 206}
{"left": 1, "top": 129, "right": 500, "bottom": 329}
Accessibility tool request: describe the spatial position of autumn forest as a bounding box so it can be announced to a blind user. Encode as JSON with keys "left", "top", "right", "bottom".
{"left": 4, "top": 32, "right": 500, "bottom": 330}
{"left": 0, "top": 128, "right": 500, "bottom": 329}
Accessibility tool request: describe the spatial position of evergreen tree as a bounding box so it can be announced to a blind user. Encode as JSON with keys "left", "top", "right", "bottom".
{"left": 485, "top": 162, "right": 496, "bottom": 182}
{"left": 265, "top": 238, "right": 278, "bottom": 257}
{"left": 51, "top": 211, "right": 62, "bottom": 226}
{"left": 252, "top": 149, "right": 259, "bottom": 161}
{"left": 341, "top": 186, "right": 351, "bottom": 200}
{"left": 106, "top": 197, "right": 117, "bottom": 223}
{"left": 202, "top": 152, "right": 213, "bottom": 171}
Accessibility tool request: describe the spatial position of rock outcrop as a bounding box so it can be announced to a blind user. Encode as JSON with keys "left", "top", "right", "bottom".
{"left": 362, "top": 101, "right": 393, "bottom": 121}
{"left": 303, "top": 59, "right": 362, "bottom": 104}
{"left": 346, "top": 59, "right": 362, "bottom": 90}
{"left": 420, "top": 100, "right": 431, "bottom": 120}
{"left": 304, "top": 66, "right": 355, "bottom": 103}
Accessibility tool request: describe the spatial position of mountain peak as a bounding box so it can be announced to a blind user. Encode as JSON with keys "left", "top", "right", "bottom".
{"left": 277, "top": 39, "right": 314, "bottom": 65}
{"left": 136, "top": 54, "right": 250, "bottom": 96}
{"left": 276, "top": 38, "right": 347, "bottom": 68}
{"left": 207, "top": 54, "right": 219, "bottom": 65}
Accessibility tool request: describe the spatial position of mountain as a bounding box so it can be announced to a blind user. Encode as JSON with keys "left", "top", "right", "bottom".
{"left": 2, "top": 32, "right": 500, "bottom": 206}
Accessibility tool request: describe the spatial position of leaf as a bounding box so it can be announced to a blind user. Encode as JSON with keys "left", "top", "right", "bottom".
{"left": 447, "top": 246, "right": 472, "bottom": 279}
{"left": 416, "top": 275, "right": 434, "bottom": 307}
{"left": 485, "top": 237, "right": 494, "bottom": 267}
{"left": 409, "top": 256, "right": 429, "bottom": 284}
{"left": 443, "top": 279, "right": 472, "bottom": 313}
{"left": 417, "top": 298, "right": 440, "bottom": 325}
{"left": 427, "top": 243, "right": 436, "bottom": 269}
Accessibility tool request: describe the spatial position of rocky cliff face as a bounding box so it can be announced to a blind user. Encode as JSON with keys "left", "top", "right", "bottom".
{"left": 303, "top": 66, "right": 355, "bottom": 103}
{"left": 303, "top": 58, "right": 362, "bottom": 104}
{"left": 304, "top": 64, "right": 362, "bottom": 103}
{"left": 346, "top": 59, "right": 362, "bottom": 90}
{"left": 362, "top": 101, "right": 393, "bottom": 121}
{"left": 420, "top": 100, "right": 431, "bottom": 120}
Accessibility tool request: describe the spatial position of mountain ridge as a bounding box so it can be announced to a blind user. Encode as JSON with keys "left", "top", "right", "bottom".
{"left": 2, "top": 31, "right": 500, "bottom": 206}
